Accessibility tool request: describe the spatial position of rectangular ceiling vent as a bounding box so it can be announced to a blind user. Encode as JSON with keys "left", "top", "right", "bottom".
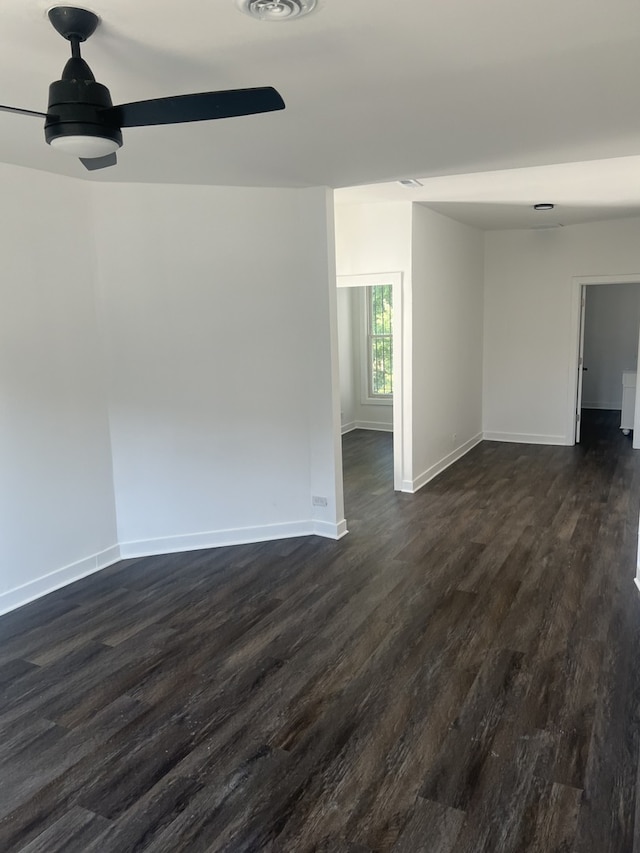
{"left": 398, "top": 179, "right": 423, "bottom": 188}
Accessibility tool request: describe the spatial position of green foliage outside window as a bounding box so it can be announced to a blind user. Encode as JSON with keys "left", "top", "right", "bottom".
{"left": 368, "top": 284, "right": 393, "bottom": 397}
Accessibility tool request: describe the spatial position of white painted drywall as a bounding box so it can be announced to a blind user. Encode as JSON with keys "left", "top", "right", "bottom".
{"left": 334, "top": 202, "right": 412, "bottom": 483}
{"left": 484, "top": 218, "right": 640, "bottom": 443}
{"left": 334, "top": 201, "right": 484, "bottom": 491}
{"left": 91, "top": 182, "right": 343, "bottom": 554}
{"left": 337, "top": 287, "right": 356, "bottom": 430}
{"left": 410, "top": 205, "right": 484, "bottom": 490}
{"left": 0, "top": 164, "right": 118, "bottom": 613}
{"left": 582, "top": 283, "right": 640, "bottom": 409}
{"left": 299, "top": 189, "right": 346, "bottom": 539}
{"left": 334, "top": 202, "right": 413, "bottom": 278}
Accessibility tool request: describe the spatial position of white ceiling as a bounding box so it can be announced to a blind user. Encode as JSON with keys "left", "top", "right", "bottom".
{"left": 335, "top": 156, "right": 640, "bottom": 229}
{"left": 2, "top": 0, "right": 640, "bottom": 228}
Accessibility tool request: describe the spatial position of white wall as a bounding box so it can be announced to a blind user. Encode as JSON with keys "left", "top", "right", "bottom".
{"left": 410, "top": 205, "right": 484, "bottom": 490}
{"left": 335, "top": 201, "right": 412, "bottom": 484}
{"left": 334, "top": 201, "right": 484, "bottom": 491}
{"left": 337, "top": 287, "right": 356, "bottom": 430}
{"left": 335, "top": 202, "right": 413, "bottom": 278}
{"left": 0, "top": 164, "right": 118, "bottom": 614}
{"left": 300, "top": 190, "right": 346, "bottom": 540}
{"left": 582, "top": 283, "right": 640, "bottom": 409}
{"left": 91, "top": 183, "right": 344, "bottom": 555}
{"left": 336, "top": 286, "right": 393, "bottom": 433}
{"left": 484, "top": 218, "right": 640, "bottom": 444}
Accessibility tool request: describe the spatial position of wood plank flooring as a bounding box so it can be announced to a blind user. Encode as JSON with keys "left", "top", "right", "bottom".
{"left": 2, "top": 410, "right": 640, "bottom": 851}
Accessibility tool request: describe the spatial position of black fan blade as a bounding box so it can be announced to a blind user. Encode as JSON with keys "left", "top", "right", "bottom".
{"left": 80, "top": 152, "right": 117, "bottom": 171}
{"left": 0, "top": 104, "right": 47, "bottom": 118}
{"left": 102, "top": 87, "right": 285, "bottom": 129}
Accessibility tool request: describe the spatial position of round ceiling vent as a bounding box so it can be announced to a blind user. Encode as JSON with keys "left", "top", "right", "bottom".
{"left": 236, "top": 0, "right": 317, "bottom": 21}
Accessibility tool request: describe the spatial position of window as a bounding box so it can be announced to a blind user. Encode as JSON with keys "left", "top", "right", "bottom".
{"left": 366, "top": 284, "right": 393, "bottom": 398}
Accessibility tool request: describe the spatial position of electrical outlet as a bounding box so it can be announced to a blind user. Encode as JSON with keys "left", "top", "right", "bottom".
{"left": 312, "top": 495, "right": 328, "bottom": 507}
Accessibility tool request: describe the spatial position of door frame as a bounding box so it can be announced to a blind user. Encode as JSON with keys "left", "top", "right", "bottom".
{"left": 337, "top": 272, "right": 404, "bottom": 491}
{"left": 570, "top": 273, "right": 640, "bottom": 444}
{"left": 575, "top": 286, "right": 587, "bottom": 443}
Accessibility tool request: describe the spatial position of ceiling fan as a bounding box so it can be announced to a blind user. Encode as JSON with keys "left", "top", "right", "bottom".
{"left": 0, "top": 6, "right": 285, "bottom": 171}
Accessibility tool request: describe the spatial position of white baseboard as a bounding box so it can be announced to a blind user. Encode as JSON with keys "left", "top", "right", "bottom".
{"left": 581, "top": 403, "right": 621, "bottom": 411}
{"left": 0, "top": 516, "right": 349, "bottom": 617}
{"left": 483, "top": 431, "right": 567, "bottom": 446}
{"left": 352, "top": 421, "right": 393, "bottom": 433}
{"left": 403, "top": 433, "right": 483, "bottom": 494}
{"left": 119, "top": 519, "right": 345, "bottom": 560}
{"left": 0, "top": 544, "right": 121, "bottom": 617}
{"left": 341, "top": 421, "right": 392, "bottom": 435}
{"left": 314, "top": 519, "right": 349, "bottom": 539}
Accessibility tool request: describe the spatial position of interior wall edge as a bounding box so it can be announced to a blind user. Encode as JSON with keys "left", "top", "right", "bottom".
{"left": 118, "top": 521, "right": 345, "bottom": 559}
{"left": 581, "top": 402, "right": 622, "bottom": 411}
{"left": 483, "top": 431, "right": 569, "bottom": 445}
{"left": 0, "top": 514, "right": 352, "bottom": 617}
{"left": 0, "top": 544, "right": 121, "bottom": 617}
{"left": 350, "top": 422, "right": 394, "bottom": 433}
{"left": 402, "top": 432, "right": 483, "bottom": 493}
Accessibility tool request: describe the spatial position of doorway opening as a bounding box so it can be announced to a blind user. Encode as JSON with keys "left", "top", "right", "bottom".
{"left": 336, "top": 273, "right": 403, "bottom": 496}
{"left": 573, "top": 276, "right": 640, "bottom": 446}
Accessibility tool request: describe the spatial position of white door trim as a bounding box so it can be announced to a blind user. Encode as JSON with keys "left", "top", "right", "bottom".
{"left": 575, "top": 287, "right": 586, "bottom": 443}
{"left": 570, "top": 274, "right": 640, "bottom": 444}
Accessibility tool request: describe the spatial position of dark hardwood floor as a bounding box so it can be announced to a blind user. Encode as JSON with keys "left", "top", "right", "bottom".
{"left": 2, "top": 411, "right": 640, "bottom": 851}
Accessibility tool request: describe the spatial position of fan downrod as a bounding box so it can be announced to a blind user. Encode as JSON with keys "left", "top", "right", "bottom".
{"left": 48, "top": 6, "right": 99, "bottom": 43}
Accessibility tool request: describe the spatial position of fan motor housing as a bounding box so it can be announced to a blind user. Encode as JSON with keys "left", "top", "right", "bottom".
{"left": 44, "top": 78, "right": 122, "bottom": 148}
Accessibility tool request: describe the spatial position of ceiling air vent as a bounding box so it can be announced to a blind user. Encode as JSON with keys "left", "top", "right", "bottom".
{"left": 236, "top": 0, "right": 317, "bottom": 20}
